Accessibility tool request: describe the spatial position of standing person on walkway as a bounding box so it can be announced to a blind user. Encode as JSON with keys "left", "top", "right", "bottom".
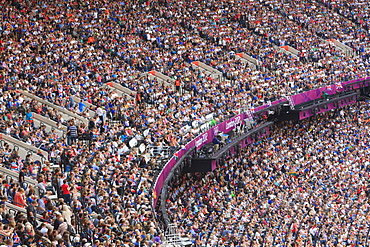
{"left": 25, "top": 109, "right": 34, "bottom": 128}
{"left": 96, "top": 107, "right": 104, "bottom": 123}
{"left": 18, "top": 167, "right": 26, "bottom": 190}
{"left": 26, "top": 200, "right": 37, "bottom": 227}
{"left": 66, "top": 120, "right": 78, "bottom": 146}
{"left": 175, "top": 79, "right": 181, "bottom": 93}
{"left": 61, "top": 180, "right": 71, "bottom": 206}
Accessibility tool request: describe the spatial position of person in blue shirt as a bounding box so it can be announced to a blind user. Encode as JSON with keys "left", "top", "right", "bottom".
{"left": 78, "top": 101, "right": 86, "bottom": 113}
{"left": 8, "top": 98, "right": 19, "bottom": 109}
{"left": 25, "top": 109, "right": 34, "bottom": 127}
{"left": 191, "top": 83, "right": 198, "bottom": 96}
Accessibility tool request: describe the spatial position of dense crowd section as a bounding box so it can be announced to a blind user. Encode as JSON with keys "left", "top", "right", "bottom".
{"left": 167, "top": 102, "right": 370, "bottom": 246}
{"left": 0, "top": 0, "right": 369, "bottom": 246}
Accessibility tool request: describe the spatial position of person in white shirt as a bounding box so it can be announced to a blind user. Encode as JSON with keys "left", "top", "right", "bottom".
{"left": 96, "top": 107, "right": 104, "bottom": 122}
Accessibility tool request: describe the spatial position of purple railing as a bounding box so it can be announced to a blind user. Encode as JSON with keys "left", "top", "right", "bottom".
{"left": 152, "top": 77, "right": 370, "bottom": 207}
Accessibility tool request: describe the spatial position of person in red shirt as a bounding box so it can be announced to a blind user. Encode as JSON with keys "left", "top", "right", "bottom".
{"left": 13, "top": 188, "right": 26, "bottom": 208}
{"left": 175, "top": 79, "right": 181, "bottom": 92}
{"left": 61, "top": 180, "right": 71, "bottom": 205}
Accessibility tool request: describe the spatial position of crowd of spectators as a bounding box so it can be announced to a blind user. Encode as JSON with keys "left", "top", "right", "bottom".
{"left": 166, "top": 101, "right": 370, "bottom": 246}
{"left": 322, "top": 0, "right": 369, "bottom": 29}
{"left": 0, "top": 0, "right": 369, "bottom": 246}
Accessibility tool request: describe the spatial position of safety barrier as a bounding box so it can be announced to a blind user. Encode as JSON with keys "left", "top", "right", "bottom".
{"left": 105, "top": 81, "right": 135, "bottom": 99}
{"left": 326, "top": 39, "right": 354, "bottom": 56}
{"left": 7, "top": 202, "right": 43, "bottom": 220}
{"left": 69, "top": 96, "right": 96, "bottom": 118}
{"left": 33, "top": 113, "right": 66, "bottom": 138}
{"left": 0, "top": 134, "right": 48, "bottom": 163}
{"left": 191, "top": 61, "right": 224, "bottom": 81}
{"left": 280, "top": 45, "right": 300, "bottom": 56}
{"left": 0, "top": 166, "right": 37, "bottom": 186}
{"left": 147, "top": 71, "right": 176, "bottom": 90}
{"left": 235, "top": 52, "right": 261, "bottom": 69}
{"left": 152, "top": 76, "right": 370, "bottom": 208}
{"left": 19, "top": 90, "right": 88, "bottom": 125}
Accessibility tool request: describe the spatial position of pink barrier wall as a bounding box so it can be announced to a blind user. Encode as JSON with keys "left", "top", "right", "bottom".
{"left": 152, "top": 77, "right": 370, "bottom": 207}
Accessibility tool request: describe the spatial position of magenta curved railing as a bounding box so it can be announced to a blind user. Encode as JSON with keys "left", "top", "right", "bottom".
{"left": 152, "top": 76, "right": 370, "bottom": 207}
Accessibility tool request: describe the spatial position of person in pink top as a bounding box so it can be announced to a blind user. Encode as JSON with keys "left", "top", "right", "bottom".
{"left": 13, "top": 188, "right": 27, "bottom": 208}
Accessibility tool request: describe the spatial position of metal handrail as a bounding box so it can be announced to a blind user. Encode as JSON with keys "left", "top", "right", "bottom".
{"left": 2, "top": 134, "right": 46, "bottom": 158}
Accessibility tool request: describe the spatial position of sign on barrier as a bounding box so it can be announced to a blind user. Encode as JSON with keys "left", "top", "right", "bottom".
{"left": 152, "top": 77, "right": 370, "bottom": 207}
